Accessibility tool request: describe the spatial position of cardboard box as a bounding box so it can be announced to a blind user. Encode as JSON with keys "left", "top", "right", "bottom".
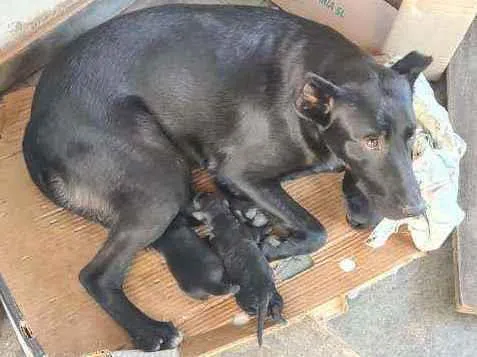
{"left": 0, "top": 85, "right": 424, "bottom": 356}
{"left": 272, "top": 0, "right": 477, "bottom": 79}
{"left": 273, "top": 0, "right": 399, "bottom": 52}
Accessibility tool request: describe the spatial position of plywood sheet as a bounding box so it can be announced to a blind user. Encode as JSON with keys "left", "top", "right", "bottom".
{"left": 0, "top": 86, "right": 422, "bottom": 355}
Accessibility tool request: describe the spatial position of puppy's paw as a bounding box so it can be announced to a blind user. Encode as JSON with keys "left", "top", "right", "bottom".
{"left": 227, "top": 198, "right": 269, "bottom": 227}
{"left": 268, "top": 290, "right": 286, "bottom": 323}
{"left": 131, "top": 321, "right": 182, "bottom": 351}
{"left": 235, "top": 288, "right": 285, "bottom": 346}
{"left": 235, "top": 288, "right": 285, "bottom": 322}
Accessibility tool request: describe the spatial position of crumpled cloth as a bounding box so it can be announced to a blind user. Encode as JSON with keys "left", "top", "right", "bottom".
{"left": 367, "top": 72, "right": 466, "bottom": 252}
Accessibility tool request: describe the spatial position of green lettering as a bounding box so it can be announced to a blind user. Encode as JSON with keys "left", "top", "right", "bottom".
{"left": 336, "top": 6, "right": 345, "bottom": 17}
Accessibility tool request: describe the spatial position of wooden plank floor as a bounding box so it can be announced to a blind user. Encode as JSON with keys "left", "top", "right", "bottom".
{"left": 448, "top": 17, "right": 477, "bottom": 315}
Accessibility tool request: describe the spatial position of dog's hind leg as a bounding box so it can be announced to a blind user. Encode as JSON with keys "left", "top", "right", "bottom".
{"left": 24, "top": 95, "right": 192, "bottom": 350}
{"left": 79, "top": 196, "right": 183, "bottom": 351}
{"left": 71, "top": 106, "right": 191, "bottom": 351}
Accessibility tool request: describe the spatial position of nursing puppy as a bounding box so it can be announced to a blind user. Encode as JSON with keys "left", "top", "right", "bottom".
{"left": 150, "top": 213, "right": 238, "bottom": 300}
{"left": 192, "top": 193, "right": 284, "bottom": 346}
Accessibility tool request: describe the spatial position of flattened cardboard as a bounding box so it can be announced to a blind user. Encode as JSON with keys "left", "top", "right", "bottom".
{"left": 0, "top": 86, "right": 423, "bottom": 355}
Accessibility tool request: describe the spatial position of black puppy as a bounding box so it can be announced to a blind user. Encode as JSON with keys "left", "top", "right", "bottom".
{"left": 150, "top": 213, "right": 238, "bottom": 300}
{"left": 192, "top": 193, "right": 284, "bottom": 345}
{"left": 23, "top": 5, "right": 431, "bottom": 350}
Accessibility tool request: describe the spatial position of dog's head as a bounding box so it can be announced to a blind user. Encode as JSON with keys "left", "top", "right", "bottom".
{"left": 295, "top": 52, "right": 432, "bottom": 220}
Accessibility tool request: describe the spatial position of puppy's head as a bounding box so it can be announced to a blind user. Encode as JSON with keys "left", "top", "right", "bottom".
{"left": 295, "top": 52, "right": 432, "bottom": 220}
{"left": 191, "top": 193, "right": 232, "bottom": 227}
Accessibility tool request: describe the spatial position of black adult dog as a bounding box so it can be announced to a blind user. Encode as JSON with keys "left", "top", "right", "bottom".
{"left": 22, "top": 5, "right": 431, "bottom": 351}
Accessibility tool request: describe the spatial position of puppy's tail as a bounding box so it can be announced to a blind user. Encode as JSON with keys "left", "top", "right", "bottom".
{"left": 257, "top": 293, "right": 270, "bottom": 346}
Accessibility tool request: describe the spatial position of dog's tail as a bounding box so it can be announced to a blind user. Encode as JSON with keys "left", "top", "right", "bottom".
{"left": 256, "top": 293, "right": 270, "bottom": 346}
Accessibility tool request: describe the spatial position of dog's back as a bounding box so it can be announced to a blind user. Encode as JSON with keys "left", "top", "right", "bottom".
{"left": 23, "top": 5, "right": 361, "bottom": 210}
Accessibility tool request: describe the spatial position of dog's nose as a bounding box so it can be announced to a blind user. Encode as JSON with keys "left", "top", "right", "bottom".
{"left": 402, "top": 203, "right": 426, "bottom": 217}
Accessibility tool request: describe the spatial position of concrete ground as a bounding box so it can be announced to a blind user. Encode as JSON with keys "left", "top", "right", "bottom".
{"left": 221, "top": 242, "right": 477, "bottom": 357}
{"left": 330, "top": 242, "right": 477, "bottom": 357}
{"left": 0, "top": 308, "right": 22, "bottom": 357}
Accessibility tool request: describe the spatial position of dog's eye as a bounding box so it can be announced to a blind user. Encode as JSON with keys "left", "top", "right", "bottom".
{"left": 405, "top": 127, "right": 416, "bottom": 141}
{"left": 363, "top": 136, "right": 382, "bottom": 151}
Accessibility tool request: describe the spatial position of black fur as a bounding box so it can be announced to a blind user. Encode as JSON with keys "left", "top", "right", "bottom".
{"left": 22, "top": 5, "right": 431, "bottom": 350}
{"left": 192, "top": 193, "right": 284, "bottom": 346}
{"left": 150, "top": 213, "right": 238, "bottom": 300}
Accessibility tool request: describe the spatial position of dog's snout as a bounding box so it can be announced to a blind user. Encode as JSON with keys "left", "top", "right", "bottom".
{"left": 402, "top": 203, "right": 426, "bottom": 217}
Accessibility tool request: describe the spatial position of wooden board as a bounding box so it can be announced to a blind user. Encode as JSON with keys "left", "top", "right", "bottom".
{"left": 382, "top": 0, "right": 477, "bottom": 80}
{"left": 448, "top": 17, "right": 477, "bottom": 315}
{"left": 0, "top": 86, "right": 423, "bottom": 355}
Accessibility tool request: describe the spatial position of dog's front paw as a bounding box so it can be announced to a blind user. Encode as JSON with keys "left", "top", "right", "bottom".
{"left": 345, "top": 207, "right": 381, "bottom": 230}
{"left": 131, "top": 321, "right": 183, "bottom": 352}
{"left": 344, "top": 190, "right": 382, "bottom": 230}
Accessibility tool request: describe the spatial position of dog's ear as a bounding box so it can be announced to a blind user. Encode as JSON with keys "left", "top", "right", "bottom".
{"left": 295, "top": 72, "right": 343, "bottom": 130}
{"left": 391, "top": 51, "right": 433, "bottom": 86}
